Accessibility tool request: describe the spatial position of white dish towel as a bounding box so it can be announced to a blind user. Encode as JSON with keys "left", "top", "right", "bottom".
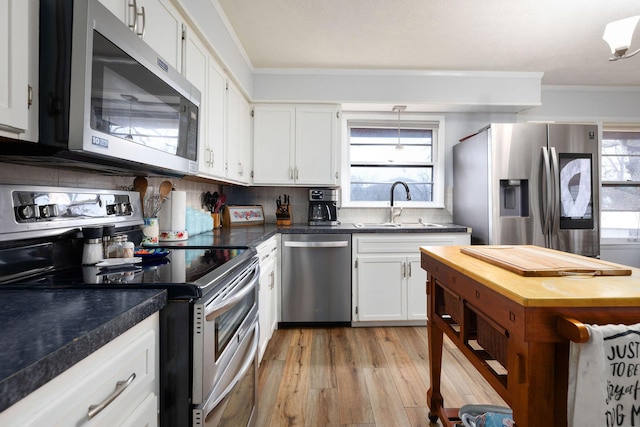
{"left": 568, "top": 323, "right": 640, "bottom": 427}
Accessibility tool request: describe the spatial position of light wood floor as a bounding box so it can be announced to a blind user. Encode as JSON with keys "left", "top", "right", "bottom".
{"left": 256, "top": 326, "right": 506, "bottom": 427}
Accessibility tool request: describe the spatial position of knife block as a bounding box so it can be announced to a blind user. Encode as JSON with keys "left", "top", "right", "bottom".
{"left": 276, "top": 204, "right": 292, "bottom": 226}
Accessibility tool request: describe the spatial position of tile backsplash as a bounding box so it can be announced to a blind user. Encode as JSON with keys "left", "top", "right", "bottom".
{"left": 0, "top": 162, "right": 454, "bottom": 225}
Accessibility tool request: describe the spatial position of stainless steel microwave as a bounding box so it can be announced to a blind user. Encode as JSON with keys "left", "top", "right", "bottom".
{"left": 38, "top": 0, "right": 200, "bottom": 176}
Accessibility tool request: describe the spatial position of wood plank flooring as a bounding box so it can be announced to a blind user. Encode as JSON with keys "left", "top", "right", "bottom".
{"left": 257, "top": 326, "right": 506, "bottom": 427}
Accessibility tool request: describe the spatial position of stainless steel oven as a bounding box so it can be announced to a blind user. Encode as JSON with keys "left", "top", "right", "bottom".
{"left": 193, "top": 312, "right": 258, "bottom": 427}
{"left": 0, "top": 185, "right": 259, "bottom": 427}
{"left": 192, "top": 255, "right": 259, "bottom": 406}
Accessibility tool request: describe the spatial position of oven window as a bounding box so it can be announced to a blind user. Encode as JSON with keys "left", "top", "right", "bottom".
{"left": 215, "top": 288, "right": 255, "bottom": 359}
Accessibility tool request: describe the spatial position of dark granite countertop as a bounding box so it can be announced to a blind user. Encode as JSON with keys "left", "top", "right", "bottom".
{"left": 0, "top": 289, "right": 166, "bottom": 412}
{"left": 175, "top": 223, "right": 470, "bottom": 248}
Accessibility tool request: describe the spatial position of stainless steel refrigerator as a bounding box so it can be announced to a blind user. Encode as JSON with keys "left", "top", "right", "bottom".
{"left": 453, "top": 123, "right": 600, "bottom": 257}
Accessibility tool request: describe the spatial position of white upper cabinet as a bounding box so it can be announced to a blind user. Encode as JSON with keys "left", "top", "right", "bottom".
{"left": 253, "top": 104, "right": 339, "bottom": 186}
{"left": 100, "top": 0, "right": 183, "bottom": 71}
{"left": 0, "top": 0, "right": 30, "bottom": 137}
{"left": 253, "top": 105, "right": 295, "bottom": 185}
{"left": 98, "top": 0, "right": 127, "bottom": 20}
{"left": 226, "top": 81, "right": 252, "bottom": 184}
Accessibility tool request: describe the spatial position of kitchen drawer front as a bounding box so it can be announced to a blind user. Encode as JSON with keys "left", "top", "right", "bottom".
{"left": 257, "top": 236, "right": 278, "bottom": 261}
{"left": 2, "top": 314, "right": 159, "bottom": 427}
{"left": 355, "top": 234, "right": 468, "bottom": 254}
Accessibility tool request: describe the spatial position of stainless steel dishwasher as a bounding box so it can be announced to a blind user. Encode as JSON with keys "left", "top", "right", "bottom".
{"left": 281, "top": 234, "right": 351, "bottom": 325}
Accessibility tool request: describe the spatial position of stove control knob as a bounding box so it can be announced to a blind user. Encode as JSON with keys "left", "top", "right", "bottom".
{"left": 120, "top": 202, "right": 133, "bottom": 215}
{"left": 39, "top": 204, "right": 59, "bottom": 218}
{"left": 106, "top": 204, "right": 117, "bottom": 215}
{"left": 15, "top": 204, "right": 39, "bottom": 220}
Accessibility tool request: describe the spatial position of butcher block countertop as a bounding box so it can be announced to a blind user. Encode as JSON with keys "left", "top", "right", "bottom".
{"left": 420, "top": 245, "right": 640, "bottom": 308}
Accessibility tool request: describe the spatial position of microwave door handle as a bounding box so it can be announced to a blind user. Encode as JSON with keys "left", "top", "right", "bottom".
{"left": 204, "top": 265, "right": 259, "bottom": 320}
{"left": 204, "top": 322, "right": 259, "bottom": 421}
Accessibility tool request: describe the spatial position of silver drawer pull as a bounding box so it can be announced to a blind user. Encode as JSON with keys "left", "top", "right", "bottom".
{"left": 87, "top": 373, "right": 136, "bottom": 419}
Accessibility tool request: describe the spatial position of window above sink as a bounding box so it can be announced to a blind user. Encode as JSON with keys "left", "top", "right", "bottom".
{"left": 340, "top": 111, "right": 445, "bottom": 209}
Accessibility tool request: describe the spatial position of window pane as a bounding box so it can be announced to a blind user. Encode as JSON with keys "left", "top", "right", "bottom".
{"left": 350, "top": 166, "right": 433, "bottom": 202}
{"left": 350, "top": 128, "right": 433, "bottom": 163}
{"left": 601, "top": 186, "right": 640, "bottom": 211}
{"left": 351, "top": 145, "right": 431, "bottom": 164}
{"left": 601, "top": 211, "right": 640, "bottom": 240}
{"left": 602, "top": 132, "right": 640, "bottom": 181}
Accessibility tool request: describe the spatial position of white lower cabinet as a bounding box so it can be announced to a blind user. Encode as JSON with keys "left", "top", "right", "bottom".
{"left": 352, "top": 233, "right": 470, "bottom": 325}
{"left": 257, "top": 236, "right": 279, "bottom": 362}
{"left": 0, "top": 313, "right": 160, "bottom": 427}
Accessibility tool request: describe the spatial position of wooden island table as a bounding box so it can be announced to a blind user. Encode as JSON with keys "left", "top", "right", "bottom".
{"left": 420, "top": 245, "right": 640, "bottom": 427}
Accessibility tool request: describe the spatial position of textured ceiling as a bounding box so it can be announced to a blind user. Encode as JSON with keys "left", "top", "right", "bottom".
{"left": 217, "top": 0, "right": 640, "bottom": 86}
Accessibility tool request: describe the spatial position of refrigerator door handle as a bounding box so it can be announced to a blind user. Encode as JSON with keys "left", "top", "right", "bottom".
{"left": 539, "top": 147, "right": 552, "bottom": 244}
{"left": 549, "top": 147, "right": 560, "bottom": 236}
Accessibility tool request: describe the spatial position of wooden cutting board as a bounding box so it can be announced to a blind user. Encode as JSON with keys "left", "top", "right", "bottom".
{"left": 460, "top": 245, "right": 632, "bottom": 277}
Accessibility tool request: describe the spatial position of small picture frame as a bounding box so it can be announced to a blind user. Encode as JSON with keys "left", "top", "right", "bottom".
{"left": 222, "top": 205, "right": 265, "bottom": 227}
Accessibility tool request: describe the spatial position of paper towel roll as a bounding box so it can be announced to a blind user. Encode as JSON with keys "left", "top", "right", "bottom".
{"left": 158, "top": 191, "right": 188, "bottom": 241}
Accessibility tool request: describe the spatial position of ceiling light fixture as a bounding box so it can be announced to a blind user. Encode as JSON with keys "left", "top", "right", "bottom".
{"left": 392, "top": 105, "right": 406, "bottom": 151}
{"left": 603, "top": 15, "right": 640, "bottom": 61}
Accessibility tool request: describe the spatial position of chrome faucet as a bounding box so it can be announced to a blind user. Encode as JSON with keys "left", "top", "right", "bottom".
{"left": 389, "top": 181, "right": 411, "bottom": 223}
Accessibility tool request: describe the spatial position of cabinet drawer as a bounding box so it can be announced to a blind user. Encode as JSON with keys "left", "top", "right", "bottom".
{"left": 257, "top": 237, "right": 278, "bottom": 261}
{"left": 2, "top": 314, "right": 158, "bottom": 427}
{"left": 356, "top": 234, "right": 441, "bottom": 254}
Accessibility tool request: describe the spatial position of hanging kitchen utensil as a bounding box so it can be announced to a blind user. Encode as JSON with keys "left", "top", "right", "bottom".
{"left": 133, "top": 176, "right": 147, "bottom": 207}
{"left": 159, "top": 180, "right": 173, "bottom": 200}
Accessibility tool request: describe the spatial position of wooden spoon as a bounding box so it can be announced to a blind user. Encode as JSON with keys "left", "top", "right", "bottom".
{"left": 133, "top": 176, "right": 148, "bottom": 207}
{"left": 159, "top": 180, "right": 173, "bottom": 201}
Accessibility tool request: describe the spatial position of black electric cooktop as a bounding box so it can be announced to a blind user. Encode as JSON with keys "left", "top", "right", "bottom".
{"left": 2, "top": 247, "right": 250, "bottom": 299}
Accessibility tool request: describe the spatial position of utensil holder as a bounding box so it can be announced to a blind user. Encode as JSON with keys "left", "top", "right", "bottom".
{"left": 141, "top": 217, "right": 159, "bottom": 245}
{"left": 276, "top": 204, "right": 292, "bottom": 226}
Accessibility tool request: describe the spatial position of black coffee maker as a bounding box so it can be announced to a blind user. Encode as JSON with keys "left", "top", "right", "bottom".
{"left": 308, "top": 189, "right": 338, "bottom": 225}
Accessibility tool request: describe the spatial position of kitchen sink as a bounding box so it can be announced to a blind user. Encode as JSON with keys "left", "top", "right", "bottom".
{"left": 353, "top": 223, "right": 400, "bottom": 228}
{"left": 353, "top": 222, "right": 445, "bottom": 229}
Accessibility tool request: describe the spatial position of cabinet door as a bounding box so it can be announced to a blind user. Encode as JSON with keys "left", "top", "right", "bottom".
{"left": 0, "top": 0, "right": 28, "bottom": 134}
{"left": 258, "top": 256, "right": 275, "bottom": 362}
{"left": 183, "top": 30, "right": 208, "bottom": 175}
{"left": 98, "top": 0, "right": 127, "bottom": 22}
{"left": 356, "top": 255, "right": 406, "bottom": 322}
{"left": 206, "top": 61, "right": 227, "bottom": 178}
{"left": 407, "top": 255, "right": 427, "bottom": 320}
{"left": 295, "top": 105, "right": 338, "bottom": 185}
{"left": 238, "top": 94, "right": 252, "bottom": 183}
{"left": 253, "top": 105, "right": 295, "bottom": 184}
{"left": 226, "top": 82, "right": 252, "bottom": 183}
{"left": 135, "top": 0, "right": 183, "bottom": 71}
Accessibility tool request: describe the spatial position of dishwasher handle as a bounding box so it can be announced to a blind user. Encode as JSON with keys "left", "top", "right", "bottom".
{"left": 284, "top": 241, "right": 349, "bottom": 248}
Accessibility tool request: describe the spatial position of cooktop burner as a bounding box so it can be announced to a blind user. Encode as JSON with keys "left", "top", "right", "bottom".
{"left": 3, "top": 247, "right": 250, "bottom": 299}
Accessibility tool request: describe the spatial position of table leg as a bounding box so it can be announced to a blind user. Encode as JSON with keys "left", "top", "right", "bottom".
{"left": 427, "top": 316, "right": 444, "bottom": 423}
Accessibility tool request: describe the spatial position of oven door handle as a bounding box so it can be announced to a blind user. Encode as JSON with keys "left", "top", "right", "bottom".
{"left": 204, "top": 322, "right": 259, "bottom": 422}
{"left": 205, "top": 263, "right": 259, "bottom": 320}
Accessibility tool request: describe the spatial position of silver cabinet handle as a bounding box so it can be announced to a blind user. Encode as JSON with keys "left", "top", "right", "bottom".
{"left": 128, "top": 0, "right": 138, "bottom": 33}
{"left": 408, "top": 262, "right": 412, "bottom": 278}
{"left": 138, "top": 6, "right": 146, "bottom": 38}
{"left": 402, "top": 262, "right": 406, "bottom": 278}
{"left": 295, "top": 167, "right": 299, "bottom": 180}
{"left": 87, "top": 373, "right": 136, "bottom": 419}
{"left": 284, "top": 241, "right": 349, "bottom": 248}
{"left": 289, "top": 167, "right": 294, "bottom": 180}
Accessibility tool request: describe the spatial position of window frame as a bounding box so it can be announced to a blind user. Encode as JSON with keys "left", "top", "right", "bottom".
{"left": 340, "top": 111, "right": 445, "bottom": 208}
{"left": 601, "top": 125, "right": 640, "bottom": 243}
